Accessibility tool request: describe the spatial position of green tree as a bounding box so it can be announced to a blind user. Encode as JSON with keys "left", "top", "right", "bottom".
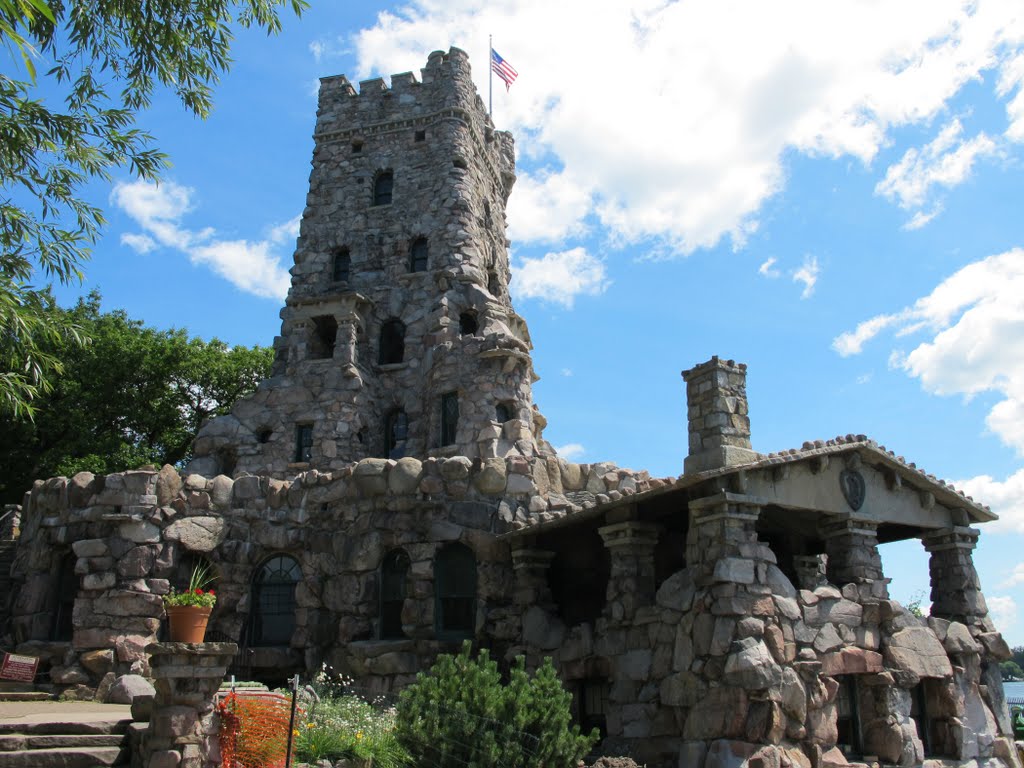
{"left": 395, "top": 642, "right": 598, "bottom": 768}
{"left": 0, "top": 0, "right": 305, "bottom": 419}
{"left": 1001, "top": 660, "right": 1024, "bottom": 681}
{"left": 0, "top": 291, "right": 272, "bottom": 502}
{"left": 1012, "top": 646, "right": 1024, "bottom": 670}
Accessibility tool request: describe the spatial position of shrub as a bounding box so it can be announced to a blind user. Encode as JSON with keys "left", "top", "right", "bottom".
{"left": 395, "top": 641, "right": 598, "bottom": 768}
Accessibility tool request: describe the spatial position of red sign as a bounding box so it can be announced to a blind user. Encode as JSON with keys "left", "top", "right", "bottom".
{"left": 0, "top": 653, "right": 39, "bottom": 682}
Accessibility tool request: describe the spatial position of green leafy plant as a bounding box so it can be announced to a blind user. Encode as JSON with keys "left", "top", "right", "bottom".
{"left": 395, "top": 641, "right": 598, "bottom": 768}
{"left": 163, "top": 562, "right": 217, "bottom": 608}
{"left": 293, "top": 665, "right": 409, "bottom": 768}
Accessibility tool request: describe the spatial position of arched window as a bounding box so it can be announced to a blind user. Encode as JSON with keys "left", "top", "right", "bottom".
{"left": 380, "top": 549, "right": 410, "bottom": 639}
{"left": 435, "top": 543, "right": 476, "bottom": 638}
{"left": 332, "top": 248, "right": 350, "bottom": 283}
{"left": 409, "top": 237, "right": 428, "bottom": 273}
{"left": 373, "top": 171, "right": 393, "bottom": 206}
{"left": 50, "top": 553, "right": 77, "bottom": 641}
{"left": 379, "top": 319, "right": 405, "bottom": 364}
{"left": 459, "top": 311, "right": 478, "bottom": 336}
{"left": 385, "top": 410, "right": 409, "bottom": 460}
{"left": 248, "top": 555, "right": 301, "bottom": 647}
{"left": 495, "top": 402, "right": 514, "bottom": 423}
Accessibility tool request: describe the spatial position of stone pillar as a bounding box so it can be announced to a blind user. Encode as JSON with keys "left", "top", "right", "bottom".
{"left": 598, "top": 521, "right": 661, "bottom": 622}
{"left": 923, "top": 526, "right": 988, "bottom": 626}
{"left": 511, "top": 548, "right": 555, "bottom": 610}
{"left": 821, "top": 518, "right": 889, "bottom": 598}
{"left": 682, "top": 357, "right": 759, "bottom": 474}
{"left": 144, "top": 642, "right": 238, "bottom": 768}
{"left": 686, "top": 493, "right": 765, "bottom": 580}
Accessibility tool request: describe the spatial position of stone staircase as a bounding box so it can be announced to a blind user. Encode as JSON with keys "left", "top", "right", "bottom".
{"left": 0, "top": 711, "right": 134, "bottom": 768}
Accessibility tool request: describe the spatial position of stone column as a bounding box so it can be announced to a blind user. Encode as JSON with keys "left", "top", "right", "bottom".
{"left": 144, "top": 642, "right": 238, "bottom": 768}
{"left": 821, "top": 517, "right": 889, "bottom": 599}
{"left": 511, "top": 548, "right": 555, "bottom": 610}
{"left": 686, "top": 493, "right": 765, "bottom": 581}
{"left": 922, "top": 526, "right": 987, "bottom": 626}
{"left": 598, "top": 521, "right": 661, "bottom": 622}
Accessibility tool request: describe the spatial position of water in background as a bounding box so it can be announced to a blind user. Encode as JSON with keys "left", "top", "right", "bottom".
{"left": 1005, "top": 680, "right": 1024, "bottom": 704}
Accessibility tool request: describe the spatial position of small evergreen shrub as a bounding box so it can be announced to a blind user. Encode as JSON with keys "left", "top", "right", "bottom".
{"left": 395, "top": 641, "right": 599, "bottom": 768}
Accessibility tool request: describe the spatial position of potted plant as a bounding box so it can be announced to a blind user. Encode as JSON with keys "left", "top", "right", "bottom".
{"left": 163, "top": 562, "right": 217, "bottom": 643}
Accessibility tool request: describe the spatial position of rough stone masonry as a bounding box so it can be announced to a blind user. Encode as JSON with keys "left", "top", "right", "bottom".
{"left": 4, "top": 47, "right": 1019, "bottom": 768}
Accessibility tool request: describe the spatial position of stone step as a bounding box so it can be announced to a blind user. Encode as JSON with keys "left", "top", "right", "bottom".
{"left": 0, "top": 745, "right": 125, "bottom": 768}
{"left": 0, "top": 733, "right": 125, "bottom": 751}
{"left": 0, "top": 692, "right": 54, "bottom": 702}
{"left": 0, "top": 719, "right": 130, "bottom": 736}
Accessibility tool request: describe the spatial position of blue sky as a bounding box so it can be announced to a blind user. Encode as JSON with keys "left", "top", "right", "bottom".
{"left": 23, "top": 2, "right": 1024, "bottom": 643}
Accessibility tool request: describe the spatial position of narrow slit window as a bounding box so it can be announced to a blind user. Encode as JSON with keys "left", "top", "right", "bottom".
{"left": 385, "top": 410, "right": 409, "bottom": 460}
{"left": 295, "top": 424, "right": 313, "bottom": 463}
{"left": 373, "top": 171, "right": 393, "bottom": 206}
{"left": 410, "top": 238, "right": 429, "bottom": 273}
{"left": 380, "top": 549, "right": 410, "bottom": 639}
{"left": 332, "top": 248, "right": 350, "bottom": 283}
{"left": 414, "top": 129, "right": 426, "bottom": 142}
{"left": 440, "top": 391, "right": 459, "bottom": 446}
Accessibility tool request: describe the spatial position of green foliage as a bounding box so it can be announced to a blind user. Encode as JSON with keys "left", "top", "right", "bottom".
{"left": 0, "top": 291, "right": 272, "bottom": 502}
{"left": 1011, "top": 645, "right": 1024, "bottom": 670}
{"left": 164, "top": 562, "right": 218, "bottom": 606}
{"left": 395, "top": 641, "right": 599, "bottom": 768}
{"left": 906, "top": 590, "right": 927, "bottom": 618}
{"left": 1001, "top": 660, "right": 1024, "bottom": 681}
{"left": 294, "top": 665, "right": 410, "bottom": 768}
{"left": 0, "top": 0, "right": 305, "bottom": 419}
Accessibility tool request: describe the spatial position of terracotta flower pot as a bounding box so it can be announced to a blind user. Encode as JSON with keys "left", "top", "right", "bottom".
{"left": 166, "top": 605, "right": 212, "bottom": 643}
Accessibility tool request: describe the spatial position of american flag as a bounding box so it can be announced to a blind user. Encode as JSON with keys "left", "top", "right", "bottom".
{"left": 490, "top": 49, "right": 518, "bottom": 91}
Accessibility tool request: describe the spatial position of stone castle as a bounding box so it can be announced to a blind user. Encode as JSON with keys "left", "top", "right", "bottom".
{"left": 4, "top": 47, "right": 1020, "bottom": 768}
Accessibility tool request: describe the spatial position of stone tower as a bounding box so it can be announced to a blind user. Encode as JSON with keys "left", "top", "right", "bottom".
{"left": 189, "top": 47, "right": 550, "bottom": 477}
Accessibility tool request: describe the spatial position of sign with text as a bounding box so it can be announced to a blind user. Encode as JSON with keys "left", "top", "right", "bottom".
{"left": 0, "top": 653, "right": 38, "bottom": 682}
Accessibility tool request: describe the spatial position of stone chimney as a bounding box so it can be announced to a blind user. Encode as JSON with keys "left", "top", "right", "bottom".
{"left": 682, "top": 357, "right": 759, "bottom": 473}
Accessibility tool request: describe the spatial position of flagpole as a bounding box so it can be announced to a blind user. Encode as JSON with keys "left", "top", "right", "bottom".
{"left": 488, "top": 34, "right": 493, "bottom": 117}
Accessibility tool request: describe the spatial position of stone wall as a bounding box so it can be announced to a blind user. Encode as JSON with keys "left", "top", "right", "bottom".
{"left": 9, "top": 455, "right": 655, "bottom": 695}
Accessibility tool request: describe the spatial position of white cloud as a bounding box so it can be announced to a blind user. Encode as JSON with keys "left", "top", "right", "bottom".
{"left": 120, "top": 232, "right": 157, "bottom": 254}
{"left": 856, "top": 373, "right": 872, "bottom": 385}
{"left": 998, "top": 52, "right": 1024, "bottom": 142}
{"left": 792, "top": 255, "right": 820, "bottom": 298}
{"left": 556, "top": 443, "right": 585, "bottom": 460}
{"left": 999, "top": 562, "right": 1024, "bottom": 589}
{"left": 988, "top": 595, "right": 1018, "bottom": 632}
{"left": 904, "top": 208, "right": 941, "bottom": 231}
{"left": 510, "top": 247, "right": 609, "bottom": 308}
{"left": 875, "top": 119, "right": 998, "bottom": 223}
{"left": 352, "top": 1, "right": 1024, "bottom": 253}
{"left": 759, "top": 257, "right": 780, "bottom": 278}
{"left": 956, "top": 469, "right": 1024, "bottom": 534}
{"left": 506, "top": 169, "right": 592, "bottom": 244}
{"left": 834, "top": 249, "right": 1024, "bottom": 453}
{"left": 112, "top": 180, "right": 293, "bottom": 300}
{"left": 560, "top": 368, "right": 573, "bottom": 377}
{"left": 834, "top": 313, "right": 902, "bottom": 357}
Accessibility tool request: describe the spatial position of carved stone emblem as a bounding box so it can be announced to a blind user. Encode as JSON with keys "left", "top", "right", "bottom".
{"left": 840, "top": 469, "right": 866, "bottom": 511}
